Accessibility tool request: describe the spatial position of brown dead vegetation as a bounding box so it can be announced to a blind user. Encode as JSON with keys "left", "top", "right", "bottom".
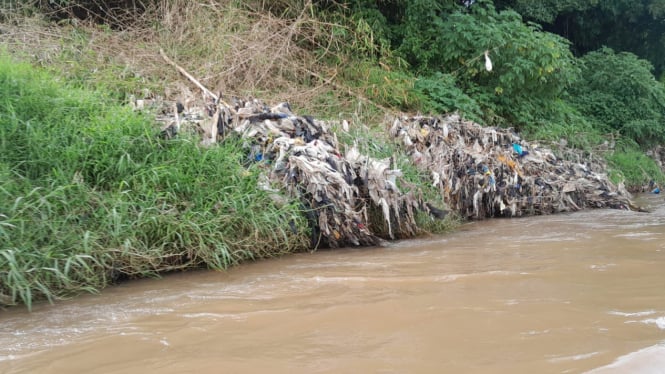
{"left": 1, "top": 1, "right": 361, "bottom": 115}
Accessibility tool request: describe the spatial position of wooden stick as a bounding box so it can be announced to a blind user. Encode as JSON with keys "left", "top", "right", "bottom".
{"left": 159, "top": 48, "right": 218, "bottom": 102}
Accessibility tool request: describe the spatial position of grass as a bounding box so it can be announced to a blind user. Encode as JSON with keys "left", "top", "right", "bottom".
{"left": 0, "top": 53, "right": 310, "bottom": 309}
{"left": 520, "top": 105, "right": 665, "bottom": 190}
{"left": 606, "top": 144, "right": 665, "bottom": 189}
{"left": 0, "top": 0, "right": 391, "bottom": 117}
{"left": 0, "top": 49, "right": 455, "bottom": 310}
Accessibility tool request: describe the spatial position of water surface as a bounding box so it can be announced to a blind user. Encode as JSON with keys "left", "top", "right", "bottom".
{"left": 2, "top": 195, "right": 665, "bottom": 373}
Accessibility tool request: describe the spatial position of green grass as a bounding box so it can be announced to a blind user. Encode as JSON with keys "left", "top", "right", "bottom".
{"left": 607, "top": 145, "right": 665, "bottom": 189}
{"left": 0, "top": 53, "right": 309, "bottom": 309}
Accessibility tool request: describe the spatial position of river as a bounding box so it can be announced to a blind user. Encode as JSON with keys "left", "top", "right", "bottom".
{"left": 1, "top": 194, "right": 665, "bottom": 373}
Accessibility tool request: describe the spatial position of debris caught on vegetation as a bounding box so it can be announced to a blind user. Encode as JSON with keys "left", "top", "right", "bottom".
{"left": 148, "top": 51, "right": 436, "bottom": 249}
{"left": 484, "top": 50, "right": 493, "bottom": 72}
{"left": 145, "top": 51, "right": 639, "bottom": 249}
{"left": 153, "top": 96, "right": 425, "bottom": 248}
{"left": 389, "top": 114, "right": 638, "bottom": 218}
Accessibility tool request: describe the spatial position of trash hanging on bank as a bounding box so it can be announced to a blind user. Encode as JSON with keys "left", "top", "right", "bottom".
{"left": 145, "top": 51, "right": 639, "bottom": 248}
{"left": 149, "top": 95, "right": 425, "bottom": 249}
{"left": 388, "top": 114, "right": 638, "bottom": 218}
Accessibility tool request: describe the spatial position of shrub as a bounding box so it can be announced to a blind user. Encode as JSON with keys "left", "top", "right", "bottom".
{"left": 414, "top": 72, "right": 482, "bottom": 120}
{"left": 569, "top": 48, "right": 665, "bottom": 147}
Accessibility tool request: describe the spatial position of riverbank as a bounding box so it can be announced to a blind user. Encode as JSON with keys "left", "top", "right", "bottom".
{"left": 1, "top": 2, "right": 663, "bottom": 309}
{"left": 0, "top": 50, "right": 636, "bottom": 310}
{"left": 0, "top": 52, "right": 461, "bottom": 309}
{"left": 0, "top": 56, "right": 314, "bottom": 309}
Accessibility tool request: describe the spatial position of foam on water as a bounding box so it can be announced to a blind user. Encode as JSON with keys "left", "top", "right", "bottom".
{"left": 608, "top": 310, "right": 657, "bottom": 317}
{"left": 640, "top": 317, "right": 665, "bottom": 330}
{"left": 586, "top": 343, "right": 665, "bottom": 373}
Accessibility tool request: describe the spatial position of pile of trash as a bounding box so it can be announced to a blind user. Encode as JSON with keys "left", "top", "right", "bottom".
{"left": 145, "top": 51, "right": 638, "bottom": 248}
{"left": 389, "top": 114, "right": 636, "bottom": 218}
{"left": 151, "top": 96, "right": 426, "bottom": 248}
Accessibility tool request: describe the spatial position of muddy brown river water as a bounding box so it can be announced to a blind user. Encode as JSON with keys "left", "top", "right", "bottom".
{"left": 2, "top": 194, "right": 665, "bottom": 373}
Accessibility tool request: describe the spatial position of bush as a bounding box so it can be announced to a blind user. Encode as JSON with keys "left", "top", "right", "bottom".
{"left": 395, "top": 0, "right": 580, "bottom": 127}
{"left": 340, "top": 61, "right": 424, "bottom": 110}
{"left": 414, "top": 72, "right": 483, "bottom": 121}
{"left": 569, "top": 48, "right": 665, "bottom": 147}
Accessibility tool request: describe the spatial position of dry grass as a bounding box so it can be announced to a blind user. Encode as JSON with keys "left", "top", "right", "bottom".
{"left": 0, "top": 0, "right": 374, "bottom": 116}
{"left": 152, "top": 0, "right": 375, "bottom": 115}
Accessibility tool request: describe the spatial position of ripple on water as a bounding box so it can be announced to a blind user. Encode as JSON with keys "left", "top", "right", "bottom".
{"left": 612, "top": 232, "right": 661, "bottom": 240}
{"left": 299, "top": 270, "right": 520, "bottom": 285}
{"left": 589, "top": 263, "right": 617, "bottom": 272}
{"left": 2, "top": 194, "right": 665, "bottom": 372}
{"left": 548, "top": 351, "right": 602, "bottom": 363}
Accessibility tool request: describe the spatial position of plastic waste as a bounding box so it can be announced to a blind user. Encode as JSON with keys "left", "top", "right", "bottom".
{"left": 512, "top": 143, "right": 529, "bottom": 158}
{"left": 484, "top": 50, "right": 493, "bottom": 72}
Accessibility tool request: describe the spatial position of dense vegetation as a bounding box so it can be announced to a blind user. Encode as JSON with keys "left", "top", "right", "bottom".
{"left": 494, "top": 0, "right": 665, "bottom": 77}
{"left": 11, "top": 0, "right": 664, "bottom": 164}
{"left": 1, "top": 0, "right": 665, "bottom": 307}
{"left": 370, "top": 1, "right": 664, "bottom": 184}
{"left": 326, "top": 0, "right": 665, "bottom": 152}
{"left": 0, "top": 56, "right": 310, "bottom": 309}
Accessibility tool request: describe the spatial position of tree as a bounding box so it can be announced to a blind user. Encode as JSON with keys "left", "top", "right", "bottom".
{"left": 569, "top": 48, "right": 665, "bottom": 146}
{"left": 495, "top": 0, "right": 665, "bottom": 77}
{"left": 400, "top": 0, "right": 579, "bottom": 127}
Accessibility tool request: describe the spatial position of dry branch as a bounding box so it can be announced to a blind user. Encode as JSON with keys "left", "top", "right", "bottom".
{"left": 159, "top": 48, "right": 218, "bottom": 102}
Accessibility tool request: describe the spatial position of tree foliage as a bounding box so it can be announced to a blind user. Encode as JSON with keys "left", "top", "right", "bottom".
{"left": 425, "top": 2, "right": 579, "bottom": 127}
{"left": 495, "top": 0, "right": 665, "bottom": 77}
{"left": 321, "top": 0, "right": 665, "bottom": 148}
{"left": 493, "top": 0, "right": 599, "bottom": 23}
{"left": 569, "top": 48, "right": 665, "bottom": 146}
{"left": 333, "top": 0, "right": 580, "bottom": 129}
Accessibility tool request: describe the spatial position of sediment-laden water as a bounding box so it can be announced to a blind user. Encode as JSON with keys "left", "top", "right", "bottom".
{"left": 2, "top": 195, "right": 665, "bottom": 373}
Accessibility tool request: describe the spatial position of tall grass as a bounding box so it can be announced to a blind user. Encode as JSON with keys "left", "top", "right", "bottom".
{"left": 606, "top": 143, "right": 665, "bottom": 189}
{"left": 0, "top": 54, "right": 309, "bottom": 309}
{"left": 0, "top": 0, "right": 389, "bottom": 117}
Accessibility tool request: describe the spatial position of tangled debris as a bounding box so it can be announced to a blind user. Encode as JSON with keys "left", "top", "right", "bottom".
{"left": 152, "top": 95, "right": 638, "bottom": 247}
{"left": 151, "top": 94, "right": 425, "bottom": 249}
{"left": 146, "top": 51, "right": 638, "bottom": 249}
{"left": 389, "top": 114, "right": 637, "bottom": 218}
